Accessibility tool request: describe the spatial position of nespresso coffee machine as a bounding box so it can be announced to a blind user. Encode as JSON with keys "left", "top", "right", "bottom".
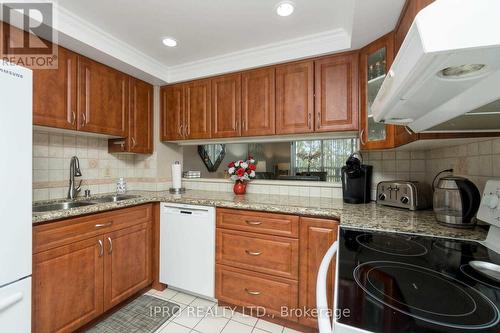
{"left": 341, "top": 152, "right": 372, "bottom": 204}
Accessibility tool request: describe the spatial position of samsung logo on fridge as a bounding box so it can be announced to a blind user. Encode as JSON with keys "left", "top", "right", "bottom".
{"left": 0, "top": 63, "right": 24, "bottom": 79}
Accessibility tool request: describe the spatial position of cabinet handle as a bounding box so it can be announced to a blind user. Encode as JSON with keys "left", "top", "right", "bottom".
{"left": 308, "top": 113, "right": 312, "bottom": 129}
{"left": 244, "top": 288, "right": 261, "bottom": 296}
{"left": 71, "top": 111, "right": 76, "bottom": 126}
{"left": 98, "top": 240, "right": 103, "bottom": 257}
{"left": 95, "top": 221, "right": 113, "bottom": 229}
{"left": 242, "top": 120, "right": 246, "bottom": 131}
{"left": 81, "top": 113, "right": 87, "bottom": 128}
{"left": 317, "top": 112, "right": 320, "bottom": 129}
{"left": 235, "top": 120, "right": 239, "bottom": 131}
{"left": 245, "top": 250, "right": 262, "bottom": 256}
{"left": 131, "top": 137, "right": 136, "bottom": 148}
{"left": 178, "top": 125, "right": 182, "bottom": 136}
{"left": 360, "top": 129, "right": 366, "bottom": 146}
{"left": 245, "top": 220, "right": 262, "bottom": 226}
{"left": 107, "top": 237, "right": 113, "bottom": 255}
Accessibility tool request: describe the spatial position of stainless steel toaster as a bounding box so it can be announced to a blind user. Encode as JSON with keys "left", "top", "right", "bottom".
{"left": 376, "top": 181, "right": 432, "bottom": 210}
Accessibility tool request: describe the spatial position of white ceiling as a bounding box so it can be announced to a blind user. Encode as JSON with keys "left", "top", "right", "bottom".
{"left": 49, "top": 0, "right": 405, "bottom": 83}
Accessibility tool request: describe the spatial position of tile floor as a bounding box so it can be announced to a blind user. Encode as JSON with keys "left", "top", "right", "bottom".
{"left": 146, "top": 288, "right": 304, "bottom": 333}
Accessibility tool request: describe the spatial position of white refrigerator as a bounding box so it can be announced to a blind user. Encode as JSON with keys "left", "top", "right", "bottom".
{"left": 0, "top": 62, "right": 32, "bottom": 332}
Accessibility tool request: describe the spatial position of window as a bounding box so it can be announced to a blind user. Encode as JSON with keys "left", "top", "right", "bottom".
{"left": 292, "top": 138, "right": 358, "bottom": 182}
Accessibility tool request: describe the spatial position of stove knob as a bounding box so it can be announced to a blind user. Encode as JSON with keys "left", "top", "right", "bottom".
{"left": 401, "top": 196, "right": 410, "bottom": 205}
{"left": 378, "top": 193, "right": 386, "bottom": 201}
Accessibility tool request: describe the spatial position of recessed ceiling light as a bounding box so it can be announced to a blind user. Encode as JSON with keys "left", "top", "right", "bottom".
{"left": 162, "top": 38, "right": 177, "bottom": 47}
{"left": 276, "top": 1, "right": 295, "bottom": 17}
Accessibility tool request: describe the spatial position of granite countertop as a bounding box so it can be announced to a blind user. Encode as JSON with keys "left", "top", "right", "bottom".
{"left": 32, "top": 190, "right": 489, "bottom": 241}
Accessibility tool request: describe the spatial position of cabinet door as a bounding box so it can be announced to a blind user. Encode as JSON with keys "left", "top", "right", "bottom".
{"left": 103, "top": 223, "right": 151, "bottom": 311}
{"left": 298, "top": 217, "right": 339, "bottom": 328}
{"left": 315, "top": 53, "right": 359, "bottom": 132}
{"left": 33, "top": 237, "right": 103, "bottom": 333}
{"left": 212, "top": 74, "right": 241, "bottom": 138}
{"left": 128, "top": 78, "right": 153, "bottom": 153}
{"left": 276, "top": 61, "right": 314, "bottom": 134}
{"left": 161, "top": 84, "right": 185, "bottom": 141}
{"left": 359, "top": 33, "right": 396, "bottom": 150}
{"left": 33, "top": 46, "right": 77, "bottom": 130}
{"left": 77, "top": 57, "right": 128, "bottom": 136}
{"left": 241, "top": 68, "right": 275, "bottom": 136}
{"left": 185, "top": 79, "right": 212, "bottom": 139}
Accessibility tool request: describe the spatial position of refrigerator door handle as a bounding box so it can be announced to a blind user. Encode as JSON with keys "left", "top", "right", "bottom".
{"left": 0, "top": 292, "right": 24, "bottom": 312}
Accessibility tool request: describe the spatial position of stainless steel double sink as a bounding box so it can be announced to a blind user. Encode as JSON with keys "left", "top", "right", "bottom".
{"left": 32, "top": 194, "right": 140, "bottom": 213}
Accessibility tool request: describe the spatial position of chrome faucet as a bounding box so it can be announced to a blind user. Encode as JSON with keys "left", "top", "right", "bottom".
{"left": 67, "top": 156, "right": 83, "bottom": 200}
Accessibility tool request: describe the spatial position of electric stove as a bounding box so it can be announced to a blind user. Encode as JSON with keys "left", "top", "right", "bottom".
{"left": 336, "top": 228, "right": 500, "bottom": 333}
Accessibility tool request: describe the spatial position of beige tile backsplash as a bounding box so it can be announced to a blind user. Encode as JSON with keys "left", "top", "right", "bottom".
{"left": 33, "top": 128, "right": 500, "bottom": 203}
{"left": 364, "top": 138, "right": 500, "bottom": 200}
{"left": 32, "top": 130, "right": 170, "bottom": 201}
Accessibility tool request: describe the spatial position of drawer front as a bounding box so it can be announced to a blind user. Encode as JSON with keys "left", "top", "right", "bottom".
{"left": 33, "top": 204, "right": 153, "bottom": 253}
{"left": 216, "top": 229, "right": 298, "bottom": 279}
{"left": 216, "top": 208, "right": 299, "bottom": 237}
{"left": 216, "top": 264, "right": 298, "bottom": 321}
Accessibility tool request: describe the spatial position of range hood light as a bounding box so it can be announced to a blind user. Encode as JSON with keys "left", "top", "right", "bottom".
{"left": 439, "top": 64, "right": 486, "bottom": 79}
{"left": 465, "top": 111, "right": 500, "bottom": 116}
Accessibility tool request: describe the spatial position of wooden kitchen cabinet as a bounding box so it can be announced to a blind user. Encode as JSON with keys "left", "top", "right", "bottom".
{"left": 184, "top": 79, "right": 212, "bottom": 139}
{"left": 298, "top": 217, "right": 339, "bottom": 328}
{"left": 33, "top": 46, "right": 78, "bottom": 130}
{"left": 77, "top": 57, "right": 128, "bottom": 136}
{"left": 359, "top": 33, "right": 417, "bottom": 150}
{"left": 103, "top": 222, "right": 151, "bottom": 311}
{"left": 109, "top": 78, "right": 154, "bottom": 153}
{"left": 161, "top": 84, "right": 185, "bottom": 141}
{"left": 276, "top": 61, "right": 315, "bottom": 134}
{"left": 215, "top": 208, "right": 338, "bottom": 330}
{"left": 32, "top": 204, "right": 153, "bottom": 333}
{"left": 212, "top": 73, "right": 242, "bottom": 138}
{"left": 32, "top": 237, "right": 103, "bottom": 333}
{"left": 241, "top": 68, "right": 276, "bottom": 136}
{"left": 315, "top": 53, "right": 359, "bottom": 132}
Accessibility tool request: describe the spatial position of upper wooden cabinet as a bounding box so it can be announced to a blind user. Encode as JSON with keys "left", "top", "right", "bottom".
{"left": 77, "top": 57, "right": 128, "bottom": 137}
{"left": 314, "top": 53, "right": 359, "bottom": 132}
{"left": 161, "top": 84, "right": 184, "bottom": 141}
{"left": 212, "top": 74, "right": 241, "bottom": 138}
{"left": 241, "top": 68, "right": 276, "bottom": 137}
{"left": 127, "top": 78, "right": 153, "bottom": 153}
{"left": 276, "top": 61, "right": 314, "bottom": 135}
{"left": 359, "top": 33, "right": 416, "bottom": 150}
{"left": 33, "top": 46, "right": 78, "bottom": 130}
{"left": 185, "top": 79, "right": 212, "bottom": 139}
{"left": 110, "top": 78, "right": 154, "bottom": 153}
{"left": 395, "top": 0, "right": 435, "bottom": 53}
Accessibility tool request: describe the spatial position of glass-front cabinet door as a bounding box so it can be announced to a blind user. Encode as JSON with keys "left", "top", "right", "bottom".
{"left": 360, "top": 33, "right": 395, "bottom": 150}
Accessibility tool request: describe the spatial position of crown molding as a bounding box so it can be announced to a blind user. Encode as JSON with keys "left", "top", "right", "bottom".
{"left": 53, "top": 4, "right": 169, "bottom": 84}
{"left": 167, "top": 28, "right": 352, "bottom": 83}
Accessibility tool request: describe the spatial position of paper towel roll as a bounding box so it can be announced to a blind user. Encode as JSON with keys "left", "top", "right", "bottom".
{"left": 171, "top": 161, "right": 182, "bottom": 189}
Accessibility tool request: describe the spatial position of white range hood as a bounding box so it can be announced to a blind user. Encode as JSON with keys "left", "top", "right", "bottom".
{"left": 372, "top": 0, "right": 500, "bottom": 133}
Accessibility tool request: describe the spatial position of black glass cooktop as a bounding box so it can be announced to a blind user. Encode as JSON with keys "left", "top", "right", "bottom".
{"left": 337, "top": 228, "right": 500, "bottom": 333}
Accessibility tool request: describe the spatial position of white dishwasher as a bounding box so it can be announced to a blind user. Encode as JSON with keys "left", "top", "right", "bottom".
{"left": 160, "top": 203, "right": 216, "bottom": 299}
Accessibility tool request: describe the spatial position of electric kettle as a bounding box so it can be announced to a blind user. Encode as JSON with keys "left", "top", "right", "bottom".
{"left": 433, "top": 172, "right": 481, "bottom": 228}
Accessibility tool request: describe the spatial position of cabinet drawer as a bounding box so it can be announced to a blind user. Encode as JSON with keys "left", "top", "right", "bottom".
{"left": 216, "top": 229, "right": 298, "bottom": 279}
{"left": 34, "top": 204, "right": 152, "bottom": 254}
{"left": 216, "top": 265, "right": 298, "bottom": 321}
{"left": 216, "top": 208, "right": 299, "bottom": 238}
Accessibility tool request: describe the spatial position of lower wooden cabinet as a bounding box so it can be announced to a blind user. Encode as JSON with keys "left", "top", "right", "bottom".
{"left": 32, "top": 237, "right": 103, "bottom": 333}
{"left": 103, "top": 222, "right": 151, "bottom": 311}
{"left": 32, "top": 204, "right": 153, "bottom": 333}
{"left": 298, "top": 217, "right": 339, "bottom": 328}
{"left": 215, "top": 208, "right": 338, "bottom": 329}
